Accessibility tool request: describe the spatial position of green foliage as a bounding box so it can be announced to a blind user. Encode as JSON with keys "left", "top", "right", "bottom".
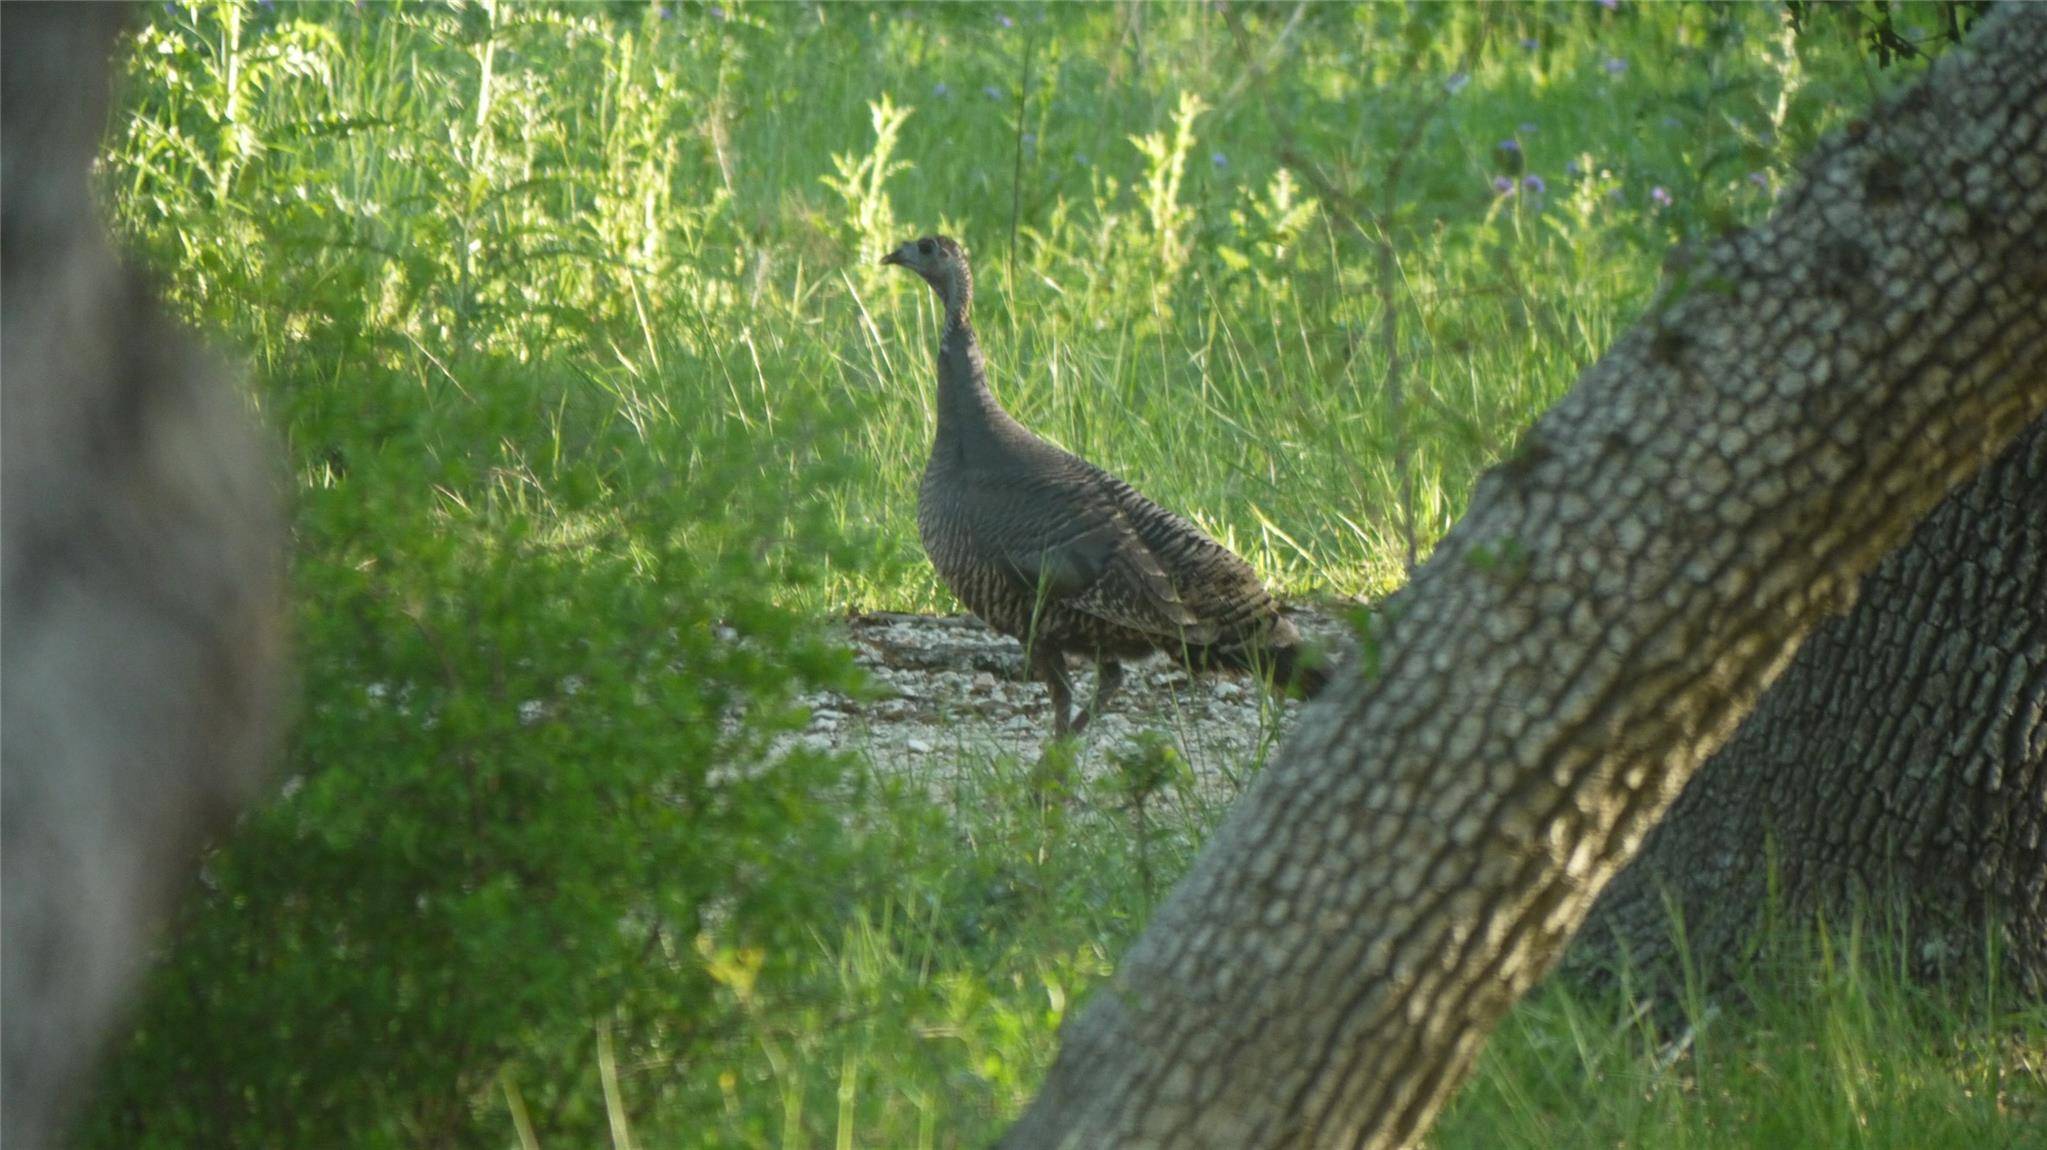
{"left": 76, "top": 1, "right": 2035, "bottom": 1147}
{"left": 80, "top": 352, "right": 885, "bottom": 1148}
{"left": 823, "top": 94, "right": 915, "bottom": 264}
{"left": 104, "top": 0, "right": 1927, "bottom": 609}
{"left": 1438, "top": 912, "right": 2046, "bottom": 1150}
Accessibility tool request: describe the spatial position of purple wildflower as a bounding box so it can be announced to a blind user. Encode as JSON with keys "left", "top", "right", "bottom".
{"left": 1519, "top": 122, "right": 1538, "bottom": 135}
{"left": 1650, "top": 185, "right": 1673, "bottom": 208}
{"left": 1520, "top": 36, "right": 1539, "bottom": 51}
{"left": 1599, "top": 0, "right": 1619, "bottom": 9}
{"left": 1492, "top": 176, "right": 1516, "bottom": 196}
{"left": 1445, "top": 70, "right": 1471, "bottom": 95}
{"left": 1211, "top": 151, "right": 1228, "bottom": 168}
{"left": 1603, "top": 56, "right": 1628, "bottom": 75}
{"left": 1661, "top": 115, "right": 1681, "bottom": 129}
{"left": 1748, "top": 170, "right": 1770, "bottom": 189}
{"left": 709, "top": 4, "right": 727, "bottom": 20}
{"left": 997, "top": 13, "right": 1014, "bottom": 29}
{"left": 983, "top": 84, "right": 1004, "bottom": 100}
{"left": 1565, "top": 159, "right": 1583, "bottom": 178}
{"left": 658, "top": 4, "right": 673, "bottom": 18}
{"left": 1498, "top": 138, "right": 1521, "bottom": 153}
{"left": 933, "top": 82, "right": 950, "bottom": 97}
{"left": 1523, "top": 174, "right": 1546, "bottom": 194}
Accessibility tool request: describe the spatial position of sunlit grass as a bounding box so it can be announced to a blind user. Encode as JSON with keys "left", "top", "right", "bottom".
{"left": 111, "top": 0, "right": 1859, "bottom": 611}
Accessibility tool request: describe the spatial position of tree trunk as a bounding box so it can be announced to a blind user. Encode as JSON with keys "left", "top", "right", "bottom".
{"left": 1, "top": 7, "right": 284, "bottom": 1149}
{"left": 1000, "top": 10, "right": 2047, "bottom": 1150}
{"left": 1574, "top": 414, "right": 2045, "bottom": 994}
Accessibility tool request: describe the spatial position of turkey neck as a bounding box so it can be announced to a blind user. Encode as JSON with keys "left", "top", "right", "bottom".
{"left": 931, "top": 281, "right": 1023, "bottom": 466}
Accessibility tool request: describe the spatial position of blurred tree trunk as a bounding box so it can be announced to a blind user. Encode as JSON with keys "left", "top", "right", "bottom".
{"left": 1, "top": 6, "right": 284, "bottom": 1149}
{"left": 1575, "top": 414, "right": 2045, "bottom": 993}
{"left": 1001, "top": 9, "right": 2047, "bottom": 1150}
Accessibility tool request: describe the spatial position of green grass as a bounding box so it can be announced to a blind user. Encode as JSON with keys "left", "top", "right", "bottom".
{"left": 1441, "top": 923, "right": 2046, "bottom": 1150}
{"left": 110, "top": 0, "right": 1845, "bottom": 607}
{"left": 77, "top": 2, "right": 2045, "bottom": 1147}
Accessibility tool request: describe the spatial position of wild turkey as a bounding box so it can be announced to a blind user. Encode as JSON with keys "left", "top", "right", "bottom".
{"left": 881, "top": 234, "right": 1329, "bottom": 736}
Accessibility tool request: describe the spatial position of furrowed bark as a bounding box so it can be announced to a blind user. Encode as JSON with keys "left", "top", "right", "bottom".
{"left": 1, "top": 6, "right": 284, "bottom": 1148}
{"left": 1001, "top": 10, "right": 2047, "bottom": 1149}
{"left": 1575, "top": 414, "right": 2046, "bottom": 994}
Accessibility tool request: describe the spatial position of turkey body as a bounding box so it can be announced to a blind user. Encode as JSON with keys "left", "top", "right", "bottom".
{"left": 918, "top": 414, "right": 1293, "bottom": 672}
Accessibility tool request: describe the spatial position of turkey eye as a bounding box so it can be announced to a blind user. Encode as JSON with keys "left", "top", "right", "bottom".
{"left": 918, "top": 239, "right": 935, "bottom": 256}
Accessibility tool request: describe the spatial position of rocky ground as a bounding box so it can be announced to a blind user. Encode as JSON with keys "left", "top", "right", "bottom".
{"left": 785, "top": 607, "right": 1358, "bottom": 788}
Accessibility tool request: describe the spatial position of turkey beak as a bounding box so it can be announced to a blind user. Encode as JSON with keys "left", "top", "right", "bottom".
{"left": 880, "top": 250, "right": 904, "bottom": 267}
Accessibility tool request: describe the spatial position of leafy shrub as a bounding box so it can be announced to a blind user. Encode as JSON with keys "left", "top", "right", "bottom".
{"left": 77, "top": 346, "right": 883, "bottom": 1148}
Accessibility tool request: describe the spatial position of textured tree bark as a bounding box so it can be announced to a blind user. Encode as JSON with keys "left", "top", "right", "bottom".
{"left": 1574, "top": 414, "right": 2045, "bottom": 994}
{"left": 1001, "top": 11, "right": 2047, "bottom": 1150}
{"left": 1, "top": 6, "right": 284, "bottom": 1149}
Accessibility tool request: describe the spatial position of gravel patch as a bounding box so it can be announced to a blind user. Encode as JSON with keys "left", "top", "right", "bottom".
{"left": 786, "top": 607, "right": 1359, "bottom": 787}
